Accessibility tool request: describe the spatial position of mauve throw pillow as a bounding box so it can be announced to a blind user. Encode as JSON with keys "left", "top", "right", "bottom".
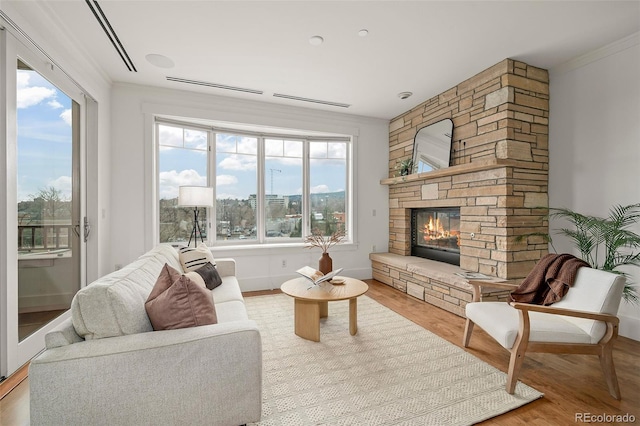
{"left": 145, "top": 263, "right": 217, "bottom": 330}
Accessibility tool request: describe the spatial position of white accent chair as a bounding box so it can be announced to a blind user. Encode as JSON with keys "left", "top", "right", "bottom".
{"left": 463, "top": 267, "right": 626, "bottom": 399}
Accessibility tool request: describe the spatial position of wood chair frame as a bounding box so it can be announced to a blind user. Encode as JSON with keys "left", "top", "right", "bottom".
{"left": 462, "top": 280, "right": 621, "bottom": 400}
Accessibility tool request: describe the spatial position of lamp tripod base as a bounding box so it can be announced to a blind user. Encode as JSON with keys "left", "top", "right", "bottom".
{"left": 187, "top": 208, "right": 205, "bottom": 247}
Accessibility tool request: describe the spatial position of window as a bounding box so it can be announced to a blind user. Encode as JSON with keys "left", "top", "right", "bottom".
{"left": 309, "top": 141, "right": 347, "bottom": 236}
{"left": 215, "top": 133, "right": 258, "bottom": 241}
{"left": 156, "top": 119, "right": 351, "bottom": 246}
{"left": 264, "top": 138, "right": 302, "bottom": 240}
{"left": 157, "top": 124, "right": 209, "bottom": 243}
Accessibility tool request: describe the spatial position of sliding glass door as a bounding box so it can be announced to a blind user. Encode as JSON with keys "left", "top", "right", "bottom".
{"left": 16, "top": 59, "right": 81, "bottom": 343}
{"left": 1, "top": 29, "right": 87, "bottom": 377}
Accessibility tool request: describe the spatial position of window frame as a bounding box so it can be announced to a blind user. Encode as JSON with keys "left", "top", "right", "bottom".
{"left": 156, "top": 121, "right": 211, "bottom": 245}
{"left": 154, "top": 117, "right": 353, "bottom": 248}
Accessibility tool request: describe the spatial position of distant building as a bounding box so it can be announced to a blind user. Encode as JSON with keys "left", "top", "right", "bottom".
{"left": 249, "top": 194, "right": 285, "bottom": 209}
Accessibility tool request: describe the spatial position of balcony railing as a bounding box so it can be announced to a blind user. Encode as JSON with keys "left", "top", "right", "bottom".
{"left": 18, "top": 224, "right": 73, "bottom": 252}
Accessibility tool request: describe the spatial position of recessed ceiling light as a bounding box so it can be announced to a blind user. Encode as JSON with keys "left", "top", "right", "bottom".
{"left": 145, "top": 54, "right": 175, "bottom": 69}
{"left": 309, "top": 35, "right": 324, "bottom": 46}
{"left": 398, "top": 91, "right": 413, "bottom": 100}
{"left": 358, "top": 29, "right": 369, "bottom": 37}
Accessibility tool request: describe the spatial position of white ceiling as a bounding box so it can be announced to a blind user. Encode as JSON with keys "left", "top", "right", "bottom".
{"left": 5, "top": 1, "right": 640, "bottom": 120}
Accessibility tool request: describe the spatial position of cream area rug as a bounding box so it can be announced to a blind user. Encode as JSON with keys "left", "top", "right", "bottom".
{"left": 245, "top": 293, "right": 542, "bottom": 426}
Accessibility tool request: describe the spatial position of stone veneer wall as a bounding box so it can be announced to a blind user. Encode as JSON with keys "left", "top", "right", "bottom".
{"left": 384, "top": 59, "right": 550, "bottom": 280}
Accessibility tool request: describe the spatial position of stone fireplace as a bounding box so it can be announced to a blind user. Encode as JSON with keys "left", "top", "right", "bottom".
{"left": 370, "top": 59, "right": 550, "bottom": 316}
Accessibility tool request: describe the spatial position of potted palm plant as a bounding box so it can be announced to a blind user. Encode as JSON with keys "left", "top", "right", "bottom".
{"left": 518, "top": 203, "right": 640, "bottom": 303}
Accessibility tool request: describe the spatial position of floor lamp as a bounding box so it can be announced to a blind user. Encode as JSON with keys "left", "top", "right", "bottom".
{"left": 178, "top": 186, "right": 214, "bottom": 247}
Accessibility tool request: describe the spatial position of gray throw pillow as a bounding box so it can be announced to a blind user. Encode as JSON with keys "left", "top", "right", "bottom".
{"left": 193, "top": 262, "right": 223, "bottom": 290}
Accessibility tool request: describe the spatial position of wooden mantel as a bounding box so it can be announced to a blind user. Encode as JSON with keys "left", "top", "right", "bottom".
{"left": 380, "top": 158, "right": 544, "bottom": 186}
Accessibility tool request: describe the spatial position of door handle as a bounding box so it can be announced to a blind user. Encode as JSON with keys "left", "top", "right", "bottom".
{"left": 83, "top": 217, "right": 91, "bottom": 242}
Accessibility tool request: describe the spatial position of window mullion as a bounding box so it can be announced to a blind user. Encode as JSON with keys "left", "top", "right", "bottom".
{"left": 208, "top": 131, "right": 215, "bottom": 245}
{"left": 346, "top": 139, "right": 353, "bottom": 242}
{"left": 257, "top": 137, "right": 266, "bottom": 243}
{"left": 302, "top": 139, "right": 310, "bottom": 237}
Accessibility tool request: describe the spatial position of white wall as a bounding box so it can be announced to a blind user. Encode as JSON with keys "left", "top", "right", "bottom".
{"left": 549, "top": 33, "right": 640, "bottom": 340}
{"left": 110, "top": 84, "right": 389, "bottom": 291}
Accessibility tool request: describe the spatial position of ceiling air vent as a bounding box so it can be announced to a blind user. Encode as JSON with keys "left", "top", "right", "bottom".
{"left": 85, "top": 0, "right": 136, "bottom": 72}
{"left": 272, "top": 93, "right": 350, "bottom": 108}
{"left": 166, "top": 77, "right": 264, "bottom": 95}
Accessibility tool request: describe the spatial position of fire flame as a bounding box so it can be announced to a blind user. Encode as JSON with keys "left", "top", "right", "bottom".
{"left": 421, "top": 215, "right": 460, "bottom": 246}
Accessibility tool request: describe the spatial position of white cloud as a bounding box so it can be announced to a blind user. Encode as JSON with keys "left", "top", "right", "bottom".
{"left": 17, "top": 72, "right": 30, "bottom": 88}
{"left": 310, "top": 143, "right": 327, "bottom": 158}
{"left": 219, "top": 154, "right": 257, "bottom": 171}
{"left": 17, "top": 86, "right": 56, "bottom": 109}
{"left": 46, "top": 176, "right": 73, "bottom": 199}
{"left": 60, "top": 109, "right": 72, "bottom": 126}
{"left": 216, "top": 139, "right": 236, "bottom": 152}
{"left": 216, "top": 175, "right": 238, "bottom": 185}
{"left": 311, "top": 184, "right": 330, "bottom": 194}
{"left": 48, "top": 100, "right": 64, "bottom": 109}
{"left": 184, "top": 129, "right": 207, "bottom": 150}
{"left": 159, "top": 169, "right": 206, "bottom": 199}
{"left": 17, "top": 71, "right": 58, "bottom": 109}
{"left": 158, "top": 125, "right": 184, "bottom": 147}
{"left": 237, "top": 136, "right": 257, "bottom": 154}
{"left": 268, "top": 157, "right": 302, "bottom": 167}
{"left": 328, "top": 142, "right": 347, "bottom": 159}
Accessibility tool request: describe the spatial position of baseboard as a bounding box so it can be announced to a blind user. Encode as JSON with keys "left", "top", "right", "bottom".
{"left": 0, "top": 362, "right": 29, "bottom": 400}
{"left": 619, "top": 314, "right": 640, "bottom": 341}
{"left": 238, "top": 267, "right": 372, "bottom": 292}
{"left": 18, "top": 293, "right": 74, "bottom": 312}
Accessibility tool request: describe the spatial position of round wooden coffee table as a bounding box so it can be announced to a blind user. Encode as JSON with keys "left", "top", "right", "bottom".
{"left": 280, "top": 277, "right": 369, "bottom": 342}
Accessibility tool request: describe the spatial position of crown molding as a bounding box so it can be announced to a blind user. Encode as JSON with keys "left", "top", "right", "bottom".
{"left": 551, "top": 32, "right": 640, "bottom": 76}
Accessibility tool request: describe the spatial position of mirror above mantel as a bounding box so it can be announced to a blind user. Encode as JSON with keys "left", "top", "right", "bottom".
{"left": 412, "top": 119, "right": 454, "bottom": 173}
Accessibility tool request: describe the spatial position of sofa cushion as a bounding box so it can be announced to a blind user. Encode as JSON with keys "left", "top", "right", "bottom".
{"left": 71, "top": 244, "right": 181, "bottom": 340}
{"left": 145, "top": 264, "right": 218, "bottom": 330}
{"left": 179, "top": 243, "right": 215, "bottom": 272}
{"left": 214, "top": 300, "right": 249, "bottom": 322}
{"left": 212, "top": 276, "right": 244, "bottom": 304}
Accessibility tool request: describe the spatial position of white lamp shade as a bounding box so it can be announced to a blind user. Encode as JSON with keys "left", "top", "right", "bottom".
{"left": 178, "top": 186, "right": 214, "bottom": 207}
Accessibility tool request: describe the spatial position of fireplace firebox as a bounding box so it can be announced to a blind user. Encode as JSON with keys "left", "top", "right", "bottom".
{"left": 411, "top": 207, "right": 461, "bottom": 266}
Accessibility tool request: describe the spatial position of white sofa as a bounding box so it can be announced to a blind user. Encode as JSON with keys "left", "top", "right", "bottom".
{"left": 29, "top": 244, "right": 262, "bottom": 426}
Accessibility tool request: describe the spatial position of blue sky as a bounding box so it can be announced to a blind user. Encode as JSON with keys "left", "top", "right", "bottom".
{"left": 16, "top": 69, "right": 72, "bottom": 202}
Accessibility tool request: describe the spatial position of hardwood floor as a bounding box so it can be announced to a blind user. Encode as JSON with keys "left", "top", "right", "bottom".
{"left": 18, "top": 310, "right": 66, "bottom": 341}
{"left": 363, "top": 280, "right": 640, "bottom": 425}
{"left": 2, "top": 279, "right": 639, "bottom": 425}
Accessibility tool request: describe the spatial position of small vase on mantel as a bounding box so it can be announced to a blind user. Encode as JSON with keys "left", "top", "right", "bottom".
{"left": 319, "top": 252, "right": 333, "bottom": 275}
